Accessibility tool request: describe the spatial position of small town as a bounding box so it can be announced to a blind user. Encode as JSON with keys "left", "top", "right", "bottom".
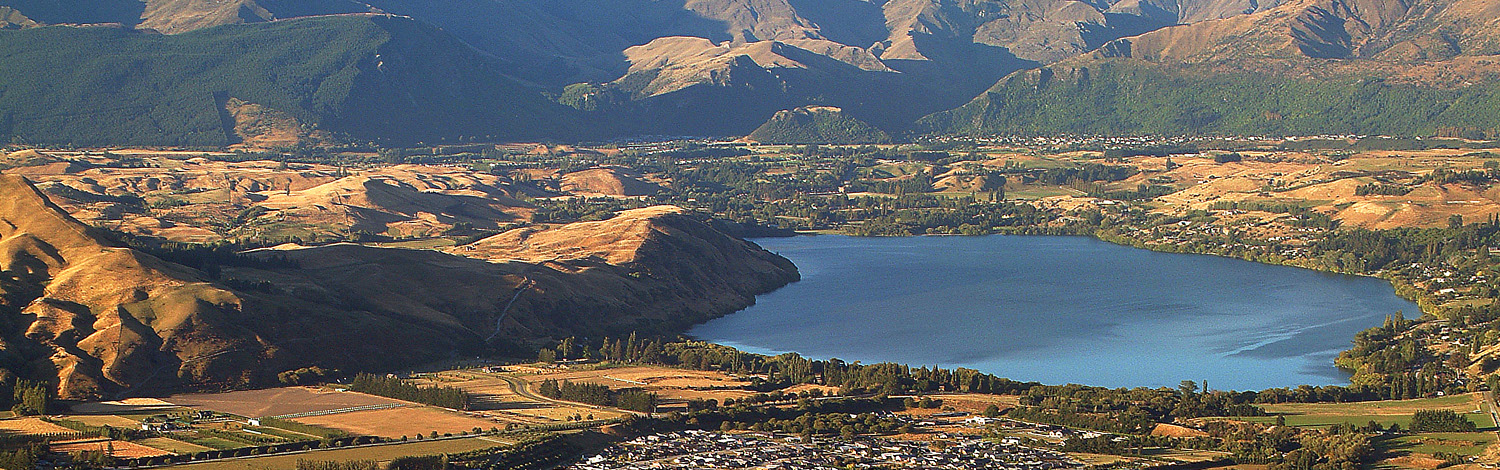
{"left": 567, "top": 430, "right": 1082, "bottom": 470}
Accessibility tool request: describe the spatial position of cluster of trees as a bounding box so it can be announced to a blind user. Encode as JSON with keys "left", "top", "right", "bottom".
{"left": 277, "top": 367, "right": 335, "bottom": 386}
{"left": 1354, "top": 183, "right": 1413, "bottom": 196}
{"left": 1061, "top": 434, "right": 1175, "bottom": 454}
{"left": 1416, "top": 168, "right": 1497, "bottom": 185}
{"left": 1408, "top": 410, "right": 1478, "bottom": 432}
{"left": 124, "top": 238, "right": 299, "bottom": 279}
{"left": 536, "top": 379, "right": 657, "bottom": 413}
{"left": 1268, "top": 429, "right": 1372, "bottom": 470}
{"left": 848, "top": 173, "right": 933, "bottom": 195}
{"left": 348, "top": 374, "right": 468, "bottom": 410}
{"left": 0, "top": 445, "right": 39, "bottom": 470}
{"left": 1033, "top": 163, "right": 1137, "bottom": 186}
{"left": 1008, "top": 406, "right": 1155, "bottom": 434}
{"left": 8, "top": 379, "right": 49, "bottom": 416}
{"left": 295, "top": 460, "right": 377, "bottom": 470}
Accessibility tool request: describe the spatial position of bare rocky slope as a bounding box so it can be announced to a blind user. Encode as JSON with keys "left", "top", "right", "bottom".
{"left": 0, "top": 175, "right": 797, "bottom": 400}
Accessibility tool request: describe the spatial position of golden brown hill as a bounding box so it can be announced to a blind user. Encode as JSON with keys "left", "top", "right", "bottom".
{"left": 560, "top": 167, "right": 665, "bottom": 197}
{"left": 0, "top": 176, "right": 797, "bottom": 399}
{"left": 0, "top": 174, "right": 268, "bottom": 399}
{"left": 2, "top": 155, "right": 538, "bottom": 243}
{"left": 256, "top": 175, "right": 532, "bottom": 238}
{"left": 452, "top": 206, "right": 799, "bottom": 331}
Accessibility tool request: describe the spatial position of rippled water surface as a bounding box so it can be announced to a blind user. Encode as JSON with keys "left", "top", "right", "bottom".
{"left": 689, "top": 235, "right": 1420, "bottom": 390}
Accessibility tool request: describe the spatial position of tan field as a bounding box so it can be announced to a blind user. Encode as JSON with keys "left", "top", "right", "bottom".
{"left": 165, "top": 387, "right": 406, "bottom": 418}
{"left": 60, "top": 415, "right": 143, "bottom": 428}
{"left": 0, "top": 417, "right": 76, "bottom": 436}
{"left": 51, "top": 439, "right": 173, "bottom": 458}
{"left": 171, "top": 436, "right": 507, "bottom": 470}
{"left": 523, "top": 365, "right": 758, "bottom": 402}
{"left": 290, "top": 406, "right": 502, "bottom": 438}
{"left": 1152, "top": 423, "right": 1210, "bottom": 438}
{"left": 406, "top": 371, "right": 630, "bottom": 425}
{"left": 895, "top": 393, "right": 1019, "bottom": 417}
{"left": 136, "top": 437, "right": 215, "bottom": 454}
{"left": 68, "top": 398, "right": 180, "bottom": 415}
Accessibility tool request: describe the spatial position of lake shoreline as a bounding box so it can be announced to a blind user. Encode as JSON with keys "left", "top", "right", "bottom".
{"left": 692, "top": 234, "right": 1419, "bottom": 391}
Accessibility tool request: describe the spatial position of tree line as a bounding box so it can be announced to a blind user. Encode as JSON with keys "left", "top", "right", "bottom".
{"left": 536, "top": 379, "right": 657, "bottom": 413}
{"left": 348, "top": 374, "right": 468, "bottom": 410}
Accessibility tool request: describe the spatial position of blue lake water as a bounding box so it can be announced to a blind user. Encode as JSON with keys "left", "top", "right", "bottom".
{"left": 688, "top": 235, "right": 1421, "bottom": 391}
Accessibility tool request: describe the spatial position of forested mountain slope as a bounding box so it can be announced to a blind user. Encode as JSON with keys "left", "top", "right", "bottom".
{"left": 0, "top": 15, "right": 577, "bottom": 146}
{"left": 922, "top": 0, "right": 1500, "bottom": 137}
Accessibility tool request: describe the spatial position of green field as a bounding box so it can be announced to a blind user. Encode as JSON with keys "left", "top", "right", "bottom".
{"left": 1378, "top": 432, "right": 1497, "bottom": 457}
{"left": 1239, "top": 394, "right": 1495, "bottom": 429}
{"left": 173, "top": 437, "right": 507, "bottom": 470}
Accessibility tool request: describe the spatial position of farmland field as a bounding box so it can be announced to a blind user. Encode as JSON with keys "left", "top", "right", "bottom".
{"left": 522, "top": 365, "right": 757, "bottom": 402}
{"left": 408, "top": 370, "right": 630, "bottom": 424}
{"left": 0, "top": 418, "right": 75, "bottom": 436}
{"left": 171, "top": 436, "right": 509, "bottom": 470}
{"left": 291, "top": 407, "right": 502, "bottom": 438}
{"left": 1381, "top": 432, "right": 1497, "bottom": 457}
{"left": 60, "top": 415, "right": 142, "bottom": 428}
{"left": 165, "top": 387, "right": 405, "bottom": 418}
{"left": 137, "top": 437, "right": 215, "bottom": 454}
{"left": 51, "top": 439, "right": 172, "bottom": 458}
{"left": 1240, "top": 393, "right": 1495, "bottom": 429}
{"left": 68, "top": 398, "right": 180, "bottom": 415}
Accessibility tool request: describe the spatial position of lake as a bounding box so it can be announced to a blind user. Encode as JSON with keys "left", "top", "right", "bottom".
{"left": 688, "top": 235, "right": 1421, "bottom": 391}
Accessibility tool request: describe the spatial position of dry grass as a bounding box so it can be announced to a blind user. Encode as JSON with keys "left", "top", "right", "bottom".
{"left": 290, "top": 407, "right": 501, "bottom": 439}
{"left": 1153, "top": 423, "right": 1210, "bottom": 438}
{"left": 137, "top": 437, "right": 215, "bottom": 454}
{"left": 170, "top": 436, "right": 507, "bottom": 470}
{"left": 51, "top": 439, "right": 173, "bottom": 458}
{"left": 523, "top": 365, "right": 757, "bottom": 402}
{"left": 0, "top": 417, "right": 76, "bottom": 436}
{"left": 60, "top": 415, "right": 141, "bottom": 427}
{"left": 165, "top": 386, "right": 406, "bottom": 418}
{"left": 68, "top": 398, "right": 180, "bottom": 415}
{"left": 405, "top": 372, "right": 628, "bottom": 425}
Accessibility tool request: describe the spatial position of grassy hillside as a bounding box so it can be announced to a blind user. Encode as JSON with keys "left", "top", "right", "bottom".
{"left": 920, "top": 60, "right": 1500, "bottom": 137}
{"left": 0, "top": 15, "right": 577, "bottom": 146}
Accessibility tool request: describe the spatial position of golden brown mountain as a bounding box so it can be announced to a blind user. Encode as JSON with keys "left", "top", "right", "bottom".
{"left": 0, "top": 175, "right": 797, "bottom": 399}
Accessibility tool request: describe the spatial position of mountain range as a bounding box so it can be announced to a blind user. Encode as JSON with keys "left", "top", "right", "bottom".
{"left": 2, "top": 0, "right": 1500, "bottom": 144}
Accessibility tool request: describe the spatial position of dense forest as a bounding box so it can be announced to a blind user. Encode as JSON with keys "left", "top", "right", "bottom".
{"left": 921, "top": 61, "right": 1500, "bottom": 138}
{"left": 0, "top": 15, "right": 573, "bottom": 146}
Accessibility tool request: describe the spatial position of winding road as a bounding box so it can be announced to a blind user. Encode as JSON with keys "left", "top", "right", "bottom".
{"left": 493, "top": 373, "right": 648, "bottom": 417}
